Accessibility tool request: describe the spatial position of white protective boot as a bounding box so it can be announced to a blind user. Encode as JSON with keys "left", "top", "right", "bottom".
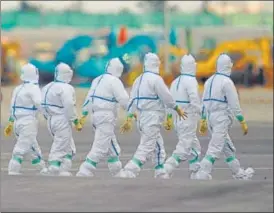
{"left": 115, "top": 159, "right": 140, "bottom": 178}
{"left": 154, "top": 165, "right": 169, "bottom": 179}
{"left": 31, "top": 157, "right": 49, "bottom": 175}
{"left": 76, "top": 158, "right": 96, "bottom": 177}
{"left": 8, "top": 156, "right": 23, "bottom": 175}
{"left": 233, "top": 167, "right": 255, "bottom": 180}
{"left": 161, "top": 155, "right": 180, "bottom": 179}
{"left": 43, "top": 160, "right": 62, "bottom": 176}
{"left": 107, "top": 157, "right": 122, "bottom": 177}
{"left": 189, "top": 161, "right": 201, "bottom": 180}
{"left": 226, "top": 156, "right": 254, "bottom": 180}
{"left": 192, "top": 156, "right": 214, "bottom": 180}
{"left": 59, "top": 157, "right": 73, "bottom": 176}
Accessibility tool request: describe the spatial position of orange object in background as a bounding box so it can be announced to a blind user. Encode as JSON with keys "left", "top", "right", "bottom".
{"left": 118, "top": 26, "right": 128, "bottom": 45}
{"left": 1, "top": 38, "right": 24, "bottom": 85}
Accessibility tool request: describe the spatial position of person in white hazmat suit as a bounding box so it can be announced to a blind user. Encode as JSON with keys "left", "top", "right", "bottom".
{"left": 41, "top": 63, "right": 82, "bottom": 176}
{"left": 193, "top": 54, "right": 254, "bottom": 180}
{"left": 162, "top": 54, "right": 201, "bottom": 179}
{"left": 76, "top": 55, "right": 131, "bottom": 177}
{"left": 116, "top": 52, "right": 188, "bottom": 179}
{"left": 4, "top": 63, "right": 47, "bottom": 175}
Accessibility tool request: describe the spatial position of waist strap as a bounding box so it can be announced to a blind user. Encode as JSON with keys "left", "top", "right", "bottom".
{"left": 12, "top": 106, "right": 37, "bottom": 110}
{"left": 176, "top": 100, "right": 190, "bottom": 104}
{"left": 90, "top": 95, "right": 118, "bottom": 103}
{"left": 203, "top": 97, "right": 227, "bottom": 103}
{"left": 42, "top": 103, "right": 64, "bottom": 108}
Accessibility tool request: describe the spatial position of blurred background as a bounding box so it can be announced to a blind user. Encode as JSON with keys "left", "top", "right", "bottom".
{"left": 1, "top": 1, "right": 273, "bottom": 89}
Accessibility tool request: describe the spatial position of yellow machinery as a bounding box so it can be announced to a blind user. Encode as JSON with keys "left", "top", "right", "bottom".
{"left": 194, "top": 37, "right": 273, "bottom": 86}
{"left": 124, "top": 37, "right": 273, "bottom": 87}
{"left": 260, "top": 37, "right": 273, "bottom": 88}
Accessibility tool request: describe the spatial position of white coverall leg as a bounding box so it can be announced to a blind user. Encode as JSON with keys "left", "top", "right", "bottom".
{"left": 164, "top": 114, "right": 201, "bottom": 178}
{"left": 196, "top": 110, "right": 254, "bottom": 180}
{"left": 47, "top": 116, "right": 76, "bottom": 176}
{"left": 118, "top": 112, "right": 167, "bottom": 178}
{"left": 76, "top": 112, "right": 122, "bottom": 177}
{"left": 9, "top": 118, "right": 46, "bottom": 175}
{"left": 207, "top": 118, "right": 254, "bottom": 180}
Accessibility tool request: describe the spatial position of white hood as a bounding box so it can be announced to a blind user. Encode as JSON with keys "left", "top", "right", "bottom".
{"left": 143, "top": 52, "right": 160, "bottom": 74}
{"left": 20, "top": 63, "right": 39, "bottom": 84}
{"left": 54, "top": 63, "right": 73, "bottom": 83}
{"left": 216, "top": 54, "right": 233, "bottom": 76}
{"left": 180, "top": 54, "right": 196, "bottom": 76}
{"left": 106, "top": 58, "right": 124, "bottom": 78}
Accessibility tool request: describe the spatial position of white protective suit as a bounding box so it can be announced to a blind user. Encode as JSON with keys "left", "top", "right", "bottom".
{"left": 8, "top": 63, "right": 47, "bottom": 175}
{"left": 117, "top": 53, "right": 178, "bottom": 178}
{"left": 76, "top": 57, "right": 129, "bottom": 177}
{"left": 163, "top": 54, "right": 201, "bottom": 178}
{"left": 41, "top": 63, "right": 77, "bottom": 176}
{"left": 194, "top": 54, "right": 254, "bottom": 180}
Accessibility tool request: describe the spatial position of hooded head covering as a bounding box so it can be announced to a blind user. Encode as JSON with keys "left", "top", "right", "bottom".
{"left": 143, "top": 52, "right": 160, "bottom": 74}
{"left": 216, "top": 54, "right": 233, "bottom": 76}
{"left": 105, "top": 58, "right": 124, "bottom": 78}
{"left": 180, "top": 54, "right": 197, "bottom": 76}
{"left": 20, "top": 63, "right": 39, "bottom": 84}
{"left": 54, "top": 62, "right": 73, "bottom": 83}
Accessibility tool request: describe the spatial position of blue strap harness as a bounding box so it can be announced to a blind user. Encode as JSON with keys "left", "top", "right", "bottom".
{"left": 203, "top": 73, "right": 229, "bottom": 103}
{"left": 82, "top": 72, "right": 118, "bottom": 109}
{"left": 175, "top": 73, "right": 196, "bottom": 104}
{"left": 41, "top": 83, "right": 64, "bottom": 117}
{"left": 12, "top": 83, "right": 38, "bottom": 120}
{"left": 127, "top": 71, "right": 160, "bottom": 111}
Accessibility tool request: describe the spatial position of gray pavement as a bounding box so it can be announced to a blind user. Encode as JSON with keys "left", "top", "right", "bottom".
{"left": 1, "top": 122, "right": 273, "bottom": 212}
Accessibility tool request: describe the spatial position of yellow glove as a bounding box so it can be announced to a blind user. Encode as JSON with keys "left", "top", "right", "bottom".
{"left": 4, "top": 121, "right": 14, "bottom": 137}
{"left": 199, "top": 119, "right": 208, "bottom": 135}
{"left": 174, "top": 106, "right": 188, "bottom": 120}
{"left": 240, "top": 120, "right": 248, "bottom": 135}
{"left": 120, "top": 113, "right": 136, "bottom": 134}
{"left": 164, "top": 114, "right": 173, "bottom": 131}
{"left": 236, "top": 115, "right": 248, "bottom": 135}
{"left": 73, "top": 119, "right": 83, "bottom": 131}
{"left": 79, "top": 111, "right": 88, "bottom": 126}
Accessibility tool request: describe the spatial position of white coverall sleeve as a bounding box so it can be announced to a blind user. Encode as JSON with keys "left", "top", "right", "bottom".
{"left": 155, "top": 77, "right": 177, "bottom": 109}
{"left": 126, "top": 82, "right": 138, "bottom": 114}
{"left": 166, "top": 81, "right": 176, "bottom": 115}
{"left": 201, "top": 88, "right": 207, "bottom": 119}
{"left": 61, "top": 86, "right": 78, "bottom": 122}
{"left": 112, "top": 79, "right": 129, "bottom": 111}
{"left": 29, "top": 85, "right": 42, "bottom": 112}
{"left": 201, "top": 81, "right": 208, "bottom": 119}
{"left": 81, "top": 87, "right": 93, "bottom": 115}
{"left": 186, "top": 80, "right": 201, "bottom": 114}
{"left": 8, "top": 89, "right": 16, "bottom": 121}
{"left": 223, "top": 79, "right": 243, "bottom": 117}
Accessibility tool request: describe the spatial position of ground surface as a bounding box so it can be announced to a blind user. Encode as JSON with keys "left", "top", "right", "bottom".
{"left": 1, "top": 122, "right": 273, "bottom": 212}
